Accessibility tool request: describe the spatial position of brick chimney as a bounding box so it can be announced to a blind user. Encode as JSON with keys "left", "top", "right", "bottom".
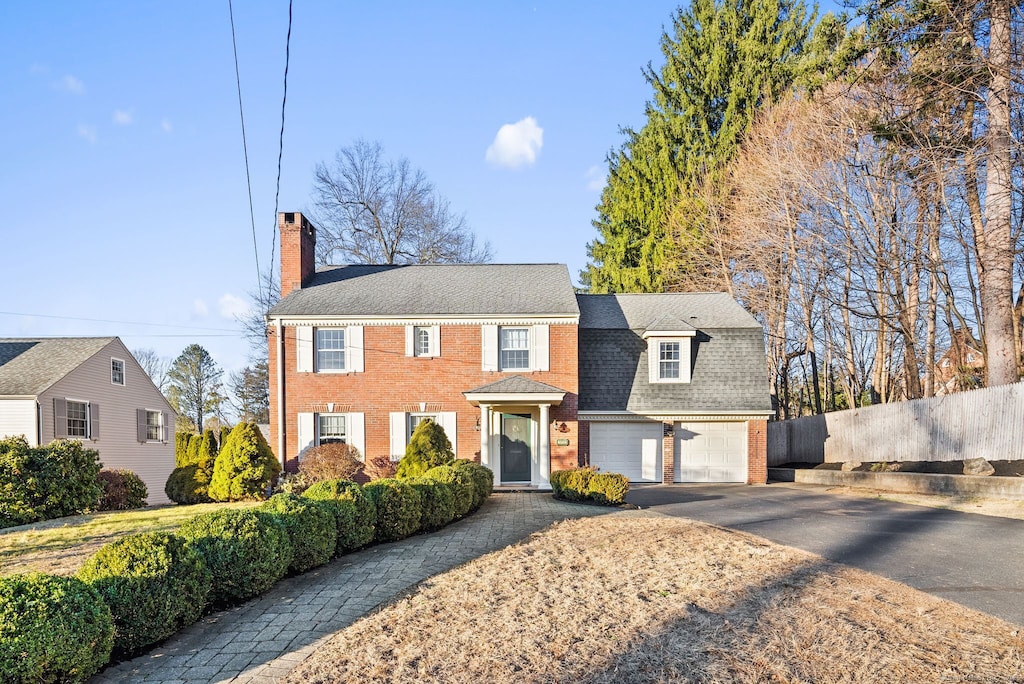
{"left": 279, "top": 212, "right": 316, "bottom": 299}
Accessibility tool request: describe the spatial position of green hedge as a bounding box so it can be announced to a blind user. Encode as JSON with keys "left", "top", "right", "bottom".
{"left": 451, "top": 459, "right": 494, "bottom": 510}
{"left": 178, "top": 509, "right": 292, "bottom": 607}
{"left": 423, "top": 465, "right": 475, "bottom": 518}
{"left": 405, "top": 477, "right": 456, "bottom": 531}
{"left": 0, "top": 437, "right": 102, "bottom": 528}
{"left": 260, "top": 493, "right": 337, "bottom": 573}
{"left": 551, "top": 467, "right": 629, "bottom": 506}
{"left": 303, "top": 479, "right": 376, "bottom": 552}
{"left": 97, "top": 469, "right": 148, "bottom": 511}
{"left": 0, "top": 573, "right": 113, "bottom": 683}
{"left": 363, "top": 479, "right": 422, "bottom": 542}
{"left": 77, "top": 533, "right": 211, "bottom": 655}
{"left": 588, "top": 472, "right": 630, "bottom": 504}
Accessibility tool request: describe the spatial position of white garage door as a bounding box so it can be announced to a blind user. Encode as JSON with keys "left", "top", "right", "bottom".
{"left": 675, "top": 421, "right": 747, "bottom": 482}
{"left": 590, "top": 422, "right": 663, "bottom": 482}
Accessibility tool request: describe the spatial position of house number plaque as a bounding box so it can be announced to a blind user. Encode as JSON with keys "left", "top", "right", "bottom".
{"left": 556, "top": 438, "right": 570, "bottom": 446}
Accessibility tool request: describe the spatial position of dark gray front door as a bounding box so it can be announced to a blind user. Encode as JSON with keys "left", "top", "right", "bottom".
{"left": 500, "top": 413, "right": 532, "bottom": 482}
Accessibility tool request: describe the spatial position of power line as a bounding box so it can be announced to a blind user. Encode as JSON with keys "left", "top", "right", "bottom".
{"left": 227, "top": 0, "right": 263, "bottom": 309}
{"left": 268, "top": 0, "right": 293, "bottom": 307}
{"left": 0, "top": 311, "right": 240, "bottom": 333}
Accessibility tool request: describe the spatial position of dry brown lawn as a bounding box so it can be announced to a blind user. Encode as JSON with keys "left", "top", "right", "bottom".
{"left": 286, "top": 511, "right": 1024, "bottom": 684}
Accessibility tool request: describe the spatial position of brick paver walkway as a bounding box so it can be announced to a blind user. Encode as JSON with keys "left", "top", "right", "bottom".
{"left": 92, "top": 493, "right": 611, "bottom": 684}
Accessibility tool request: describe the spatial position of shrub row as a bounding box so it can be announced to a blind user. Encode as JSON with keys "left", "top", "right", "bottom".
{"left": 550, "top": 467, "right": 630, "bottom": 505}
{"left": 0, "top": 462, "right": 495, "bottom": 681}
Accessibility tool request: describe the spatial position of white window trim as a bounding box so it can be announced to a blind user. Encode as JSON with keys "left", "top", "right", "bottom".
{"left": 144, "top": 409, "right": 163, "bottom": 443}
{"left": 408, "top": 413, "right": 438, "bottom": 441}
{"left": 499, "top": 326, "right": 531, "bottom": 371}
{"left": 66, "top": 398, "right": 90, "bottom": 439}
{"left": 647, "top": 336, "right": 692, "bottom": 384}
{"left": 315, "top": 328, "right": 348, "bottom": 373}
{"left": 317, "top": 413, "right": 348, "bottom": 444}
{"left": 111, "top": 358, "right": 125, "bottom": 386}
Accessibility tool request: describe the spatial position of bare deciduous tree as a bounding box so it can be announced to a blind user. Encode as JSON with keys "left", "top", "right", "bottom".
{"left": 132, "top": 348, "right": 171, "bottom": 393}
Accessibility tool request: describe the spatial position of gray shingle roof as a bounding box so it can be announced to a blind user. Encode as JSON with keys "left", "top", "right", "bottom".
{"left": 270, "top": 264, "right": 580, "bottom": 317}
{"left": 465, "top": 375, "right": 567, "bottom": 395}
{"left": 578, "top": 293, "right": 761, "bottom": 330}
{"left": 576, "top": 294, "right": 771, "bottom": 414}
{"left": 0, "top": 338, "right": 115, "bottom": 396}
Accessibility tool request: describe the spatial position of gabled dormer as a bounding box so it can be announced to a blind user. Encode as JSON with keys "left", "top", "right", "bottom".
{"left": 642, "top": 314, "right": 696, "bottom": 384}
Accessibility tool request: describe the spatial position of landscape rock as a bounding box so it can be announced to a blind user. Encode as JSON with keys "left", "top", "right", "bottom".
{"left": 841, "top": 461, "right": 861, "bottom": 472}
{"left": 963, "top": 457, "right": 995, "bottom": 477}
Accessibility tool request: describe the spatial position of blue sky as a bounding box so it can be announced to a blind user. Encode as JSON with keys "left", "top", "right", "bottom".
{"left": 2, "top": 1, "right": 837, "bottom": 376}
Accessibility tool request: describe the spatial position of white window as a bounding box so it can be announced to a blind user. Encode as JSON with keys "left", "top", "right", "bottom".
{"left": 408, "top": 413, "right": 437, "bottom": 441}
{"left": 111, "top": 358, "right": 125, "bottom": 386}
{"left": 146, "top": 410, "right": 162, "bottom": 441}
{"left": 942, "top": 359, "right": 951, "bottom": 368}
{"left": 67, "top": 400, "right": 89, "bottom": 438}
{"left": 316, "top": 329, "right": 346, "bottom": 371}
{"left": 318, "top": 414, "right": 347, "bottom": 444}
{"left": 500, "top": 327, "right": 530, "bottom": 370}
{"left": 414, "top": 327, "right": 431, "bottom": 356}
{"left": 659, "top": 341, "right": 680, "bottom": 379}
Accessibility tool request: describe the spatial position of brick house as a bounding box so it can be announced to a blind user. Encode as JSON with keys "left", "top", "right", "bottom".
{"left": 934, "top": 328, "right": 985, "bottom": 396}
{"left": 268, "top": 212, "right": 772, "bottom": 488}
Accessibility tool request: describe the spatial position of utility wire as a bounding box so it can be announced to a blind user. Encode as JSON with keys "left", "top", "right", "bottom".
{"left": 0, "top": 311, "right": 240, "bottom": 333}
{"left": 227, "top": 0, "right": 262, "bottom": 308}
{"left": 268, "top": 0, "right": 293, "bottom": 307}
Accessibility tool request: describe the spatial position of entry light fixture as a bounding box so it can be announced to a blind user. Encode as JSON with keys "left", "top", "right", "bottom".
{"left": 474, "top": 416, "right": 481, "bottom": 432}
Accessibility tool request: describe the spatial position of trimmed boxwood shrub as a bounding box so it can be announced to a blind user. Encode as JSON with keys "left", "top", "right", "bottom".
{"left": 551, "top": 467, "right": 595, "bottom": 501}
{"left": 178, "top": 509, "right": 292, "bottom": 606}
{"left": 0, "top": 437, "right": 103, "bottom": 528}
{"left": 405, "top": 477, "right": 456, "bottom": 531}
{"left": 423, "top": 465, "right": 475, "bottom": 519}
{"left": 303, "top": 479, "right": 376, "bottom": 552}
{"left": 77, "top": 532, "right": 211, "bottom": 655}
{"left": 588, "top": 472, "right": 630, "bottom": 504}
{"left": 0, "top": 573, "right": 113, "bottom": 683}
{"left": 260, "top": 493, "right": 337, "bottom": 573}
{"left": 97, "top": 468, "right": 148, "bottom": 511}
{"left": 362, "top": 479, "right": 422, "bottom": 542}
{"left": 208, "top": 422, "right": 281, "bottom": 501}
{"left": 164, "top": 464, "right": 214, "bottom": 505}
{"left": 451, "top": 459, "right": 494, "bottom": 510}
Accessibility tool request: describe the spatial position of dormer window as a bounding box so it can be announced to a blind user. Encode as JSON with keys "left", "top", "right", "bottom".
{"left": 643, "top": 325, "right": 695, "bottom": 384}
{"left": 658, "top": 341, "right": 681, "bottom": 379}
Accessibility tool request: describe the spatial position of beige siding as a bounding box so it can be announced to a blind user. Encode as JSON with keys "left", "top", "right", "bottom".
{"left": 40, "top": 339, "right": 176, "bottom": 505}
{"left": 0, "top": 399, "right": 38, "bottom": 445}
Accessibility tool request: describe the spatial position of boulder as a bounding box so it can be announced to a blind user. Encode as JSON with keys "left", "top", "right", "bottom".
{"left": 841, "top": 461, "right": 862, "bottom": 472}
{"left": 963, "top": 457, "right": 995, "bottom": 476}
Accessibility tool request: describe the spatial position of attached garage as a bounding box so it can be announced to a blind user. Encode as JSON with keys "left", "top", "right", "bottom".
{"left": 674, "top": 421, "right": 747, "bottom": 482}
{"left": 589, "top": 421, "right": 663, "bottom": 482}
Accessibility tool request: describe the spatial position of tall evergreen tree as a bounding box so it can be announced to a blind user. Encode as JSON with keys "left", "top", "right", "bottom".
{"left": 582, "top": 0, "right": 821, "bottom": 292}
{"left": 167, "top": 344, "right": 224, "bottom": 433}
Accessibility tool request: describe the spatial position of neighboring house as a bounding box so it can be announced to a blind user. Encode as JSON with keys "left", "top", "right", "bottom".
{"left": 267, "top": 212, "right": 772, "bottom": 488}
{"left": 0, "top": 337, "right": 176, "bottom": 504}
{"left": 934, "top": 328, "right": 985, "bottom": 396}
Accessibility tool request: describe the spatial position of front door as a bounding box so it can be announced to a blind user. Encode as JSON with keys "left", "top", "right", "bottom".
{"left": 500, "top": 413, "right": 532, "bottom": 482}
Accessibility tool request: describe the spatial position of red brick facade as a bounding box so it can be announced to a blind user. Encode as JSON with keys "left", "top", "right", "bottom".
{"left": 746, "top": 419, "right": 768, "bottom": 484}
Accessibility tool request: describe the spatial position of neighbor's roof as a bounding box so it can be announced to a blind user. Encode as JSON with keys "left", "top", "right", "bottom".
{"left": 0, "top": 337, "right": 115, "bottom": 396}
{"left": 270, "top": 264, "right": 580, "bottom": 317}
{"left": 578, "top": 293, "right": 761, "bottom": 330}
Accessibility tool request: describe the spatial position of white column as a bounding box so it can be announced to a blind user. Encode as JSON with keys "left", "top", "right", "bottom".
{"left": 538, "top": 403, "right": 551, "bottom": 490}
{"left": 479, "top": 404, "right": 490, "bottom": 468}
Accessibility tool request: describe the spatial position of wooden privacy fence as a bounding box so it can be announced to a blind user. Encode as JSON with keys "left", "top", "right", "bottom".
{"left": 767, "top": 382, "right": 1024, "bottom": 465}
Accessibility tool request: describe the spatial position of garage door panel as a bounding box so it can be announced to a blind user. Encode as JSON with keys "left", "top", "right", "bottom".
{"left": 675, "top": 421, "right": 746, "bottom": 483}
{"left": 590, "top": 422, "right": 663, "bottom": 482}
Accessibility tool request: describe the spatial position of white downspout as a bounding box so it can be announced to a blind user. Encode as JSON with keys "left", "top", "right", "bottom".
{"left": 274, "top": 316, "right": 286, "bottom": 472}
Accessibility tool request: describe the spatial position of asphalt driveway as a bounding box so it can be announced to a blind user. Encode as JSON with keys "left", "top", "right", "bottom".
{"left": 627, "top": 482, "right": 1024, "bottom": 626}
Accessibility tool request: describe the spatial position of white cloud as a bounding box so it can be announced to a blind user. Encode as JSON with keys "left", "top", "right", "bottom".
{"left": 486, "top": 116, "right": 543, "bottom": 168}
{"left": 77, "top": 124, "right": 97, "bottom": 144}
{"left": 585, "top": 165, "right": 605, "bottom": 192}
{"left": 218, "top": 293, "right": 249, "bottom": 320}
{"left": 161, "top": 119, "right": 173, "bottom": 133}
{"left": 113, "top": 109, "right": 134, "bottom": 126}
{"left": 193, "top": 299, "right": 209, "bottom": 317}
{"left": 56, "top": 74, "right": 85, "bottom": 95}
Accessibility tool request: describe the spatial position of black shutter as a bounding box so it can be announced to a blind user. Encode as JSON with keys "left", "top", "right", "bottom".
{"left": 53, "top": 398, "right": 67, "bottom": 439}
{"left": 89, "top": 403, "right": 99, "bottom": 441}
{"left": 137, "top": 409, "right": 147, "bottom": 443}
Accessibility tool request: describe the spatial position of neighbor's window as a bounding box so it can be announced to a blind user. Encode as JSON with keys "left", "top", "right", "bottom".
{"left": 659, "top": 341, "right": 680, "bottom": 380}
{"left": 318, "top": 414, "right": 347, "bottom": 444}
{"left": 67, "top": 400, "right": 89, "bottom": 438}
{"left": 111, "top": 358, "right": 125, "bottom": 386}
{"left": 146, "top": 410, "right": 162, "bottom": 441}
{"left": 316, "top": 329, "right": 346, "bottom": 371}
{"left": 500, "top": 327, "right": 530, "bottom": 370}
{"left": 414, "top": 326, "right": 431, "bottom": 357}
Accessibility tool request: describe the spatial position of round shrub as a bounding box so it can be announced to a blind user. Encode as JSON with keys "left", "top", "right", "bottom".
{"left": 299, "top": 442, "right": 363, "bottom": 483}
{"left": 208, "top": 422, "right": 281, "bottom": 501}
{"left": 164, "top": 464, "right": 213, "bottom": 505}
{"left": 405, "top": 477, "right": 456, "bottom": 531}
{"left": 587, "top": 472, "right": 630, "bottom": 505}
{"left": 177, "top": 509, "right": 292, "bottom": 606}
{"left": 260, "top": 493, "right": 337, "bottom": 573}
{"left": 396, "top": 418, "right": 455, "bottom": 478}
{"left": 362, "top": 479, "right": 423, "bottom": 542}
{"left": 549, "top": 468, "right": 570, "bottom": 498}
{"left": 554, "top": 467, "right": 595, "bottom": 501}
{"left": 423, "top": 465, "right": 475, "bottom": 518}
{"left": 77, "top": 533, "right": 211, "bottom": 655}
{"left": 0, "top": 573, "right": 113, "bottom": 683}
{"left": 303, "top": 479, "right": 376, "bottom": 552}
{"left": 97, "top": 469, "right": 148, "bottom": 511}
{"left": 0, "top": 437, "right": 102, "bottom": 528}
{"left": 452, "top": 459, "right": 494, "bottom": 510}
